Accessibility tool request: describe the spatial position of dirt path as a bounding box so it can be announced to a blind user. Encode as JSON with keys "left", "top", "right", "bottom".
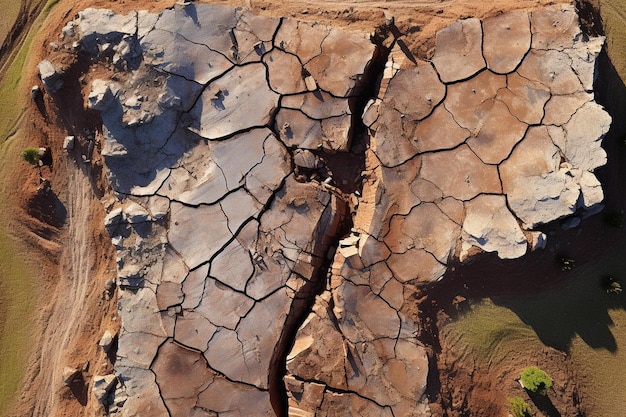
{"left": 32, "top": 161, "right": 93, "bottom": 416}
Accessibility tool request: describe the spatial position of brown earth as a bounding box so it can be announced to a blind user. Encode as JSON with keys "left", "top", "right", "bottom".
{"left": 1, "top": 0, "right": 614, "bottom": 416}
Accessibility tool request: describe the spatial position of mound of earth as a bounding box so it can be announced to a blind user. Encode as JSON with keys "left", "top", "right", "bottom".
{"left": 26, "top": 1, "right": 609, "bottom": 416}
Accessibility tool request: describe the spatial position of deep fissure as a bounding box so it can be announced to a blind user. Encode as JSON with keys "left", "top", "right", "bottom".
{"left": 265, "top": 25, "right": 394, "bottom": 417}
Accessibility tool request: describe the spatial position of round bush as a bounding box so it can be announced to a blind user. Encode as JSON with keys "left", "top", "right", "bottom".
{"left": 520, "top": 366, "right": 553, "bottom": 395}
{"left": 508, "top": 396, "right": 532, "bottom": 417}
{"left": 21, "top": 147, "right": 41, "bottom": 166}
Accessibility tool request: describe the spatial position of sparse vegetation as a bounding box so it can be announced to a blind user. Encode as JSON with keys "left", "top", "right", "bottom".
{"left": 520, "top": 366, "right": 553, "bottom": 395}
{"left": 508, "top": 397, "right": 532, "bottom": 417}
{"left": 558, "top": 257, "right": 575, "bottom": 271}
{"left": 20, "top": 147, "right": 41, "bottom": 165}
{"left": 602, "top": 276, "right": 623, "bottom": 294}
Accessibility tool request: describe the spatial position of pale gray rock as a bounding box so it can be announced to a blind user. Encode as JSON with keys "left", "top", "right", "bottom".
{"left": 141, "top": 28, "right": 234, "bottom": 84}
{"left": 517, "top": 49, "right": 583, "bottom": 95}
{"left": 93, "top": 374, "right": 118, "bottom": 405}
{"left": 462, "top": 195, "right": 527, "bottom": 259}
{"left": 189, "top": 64, "right": 280, "bottom": 140}
{"left": 562, "top": 101, "right": 611, "bottom": 172}
{"left": 99, "top": 330, "right": 116, "bottom": 353}
{"left": 168, "top": 202, "right": 231, "bottom": 270}
{"left": 38, "top": 60, "right": 64, "bottom": 93}
{"left": 62, "top": 366, "right": 80, "bottom": 386}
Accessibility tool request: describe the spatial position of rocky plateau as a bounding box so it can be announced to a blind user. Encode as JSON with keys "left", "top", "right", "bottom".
{"left": 40, "top": 2, "right": 610, "bottom": 416}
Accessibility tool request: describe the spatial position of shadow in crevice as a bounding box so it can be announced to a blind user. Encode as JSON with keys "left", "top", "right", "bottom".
{"left": 68, "top": 373, "right": 88, "bottom": 406}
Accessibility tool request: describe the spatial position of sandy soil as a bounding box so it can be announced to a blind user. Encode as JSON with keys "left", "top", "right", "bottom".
{"left": 0, "top": 0, "right": 605, "bottom": 416}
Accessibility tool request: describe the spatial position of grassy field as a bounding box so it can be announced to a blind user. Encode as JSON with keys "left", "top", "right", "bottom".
{"left": 0, "top": 0, "right": 55, "bottom": 414}
{"left": 0, "top": 1, "right": 21, "bottom": 47}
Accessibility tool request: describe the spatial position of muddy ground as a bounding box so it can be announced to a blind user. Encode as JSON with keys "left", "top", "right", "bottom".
{"left": 1, "top": 0, "right": 623, "bottom": 416}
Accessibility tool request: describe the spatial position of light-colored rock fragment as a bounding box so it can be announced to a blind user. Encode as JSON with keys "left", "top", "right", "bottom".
{"left": 38, "top": 60, "right": 64, "bottom": 93}
{"left": 93, "top": 374, "right": 118, "bottom": 405}
{"left": 432, "top": 18, "right": 485, "bottom": 82}
{"left": 483, "top": 10, "right": 531, "bottom": 74}
{"left": 462, "top": 195, "right": 527, "bottom": 259}
{"left": 562, "top": 101, "right": 611, "bottom": 172}
{"left": 530, "top": 4, "right": 581, "bottom": 50}
{"left": 189, "top": 64, "right": 280, "bottom": 140}
{"left": 420, "top": 145, "right": 502, "bottom": 201}
{"left": 62, "top": 366, "right": 80, "bottom": 386}
{"left": 498, "top": 72, "right": 550, "bottom": 125}
{"left": 99, "top": 330, "right": 116, "bottom": 353}
{"left": 517, "top": 49, "right": 582, "bottom": 95}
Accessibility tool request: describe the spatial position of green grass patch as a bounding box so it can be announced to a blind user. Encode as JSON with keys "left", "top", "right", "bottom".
{"left": 0, "top": 0, "right": 59, "bottom": 139}
{"left": 0, "top": 0, "right": 58, "bottom": 413}
{"left": 0, "top": 1, "right": 22, "bottom": 46}
{"left": 0, "top": 231, "right": 37, "bottom": 415}
{"left": 445, "top": 300, "right": 537, "bottom": 364}
{"left": 602, "top": 0, "right": 626, "bottom": 82}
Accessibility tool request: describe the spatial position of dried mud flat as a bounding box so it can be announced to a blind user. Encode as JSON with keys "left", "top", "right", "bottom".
{"left": 1, "top": 0, "right": 621, "bottom": 417}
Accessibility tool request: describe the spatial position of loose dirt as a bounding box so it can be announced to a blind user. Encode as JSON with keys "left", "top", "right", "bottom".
{"left": 0, "top": 0, "right": 616, "bottom": 417}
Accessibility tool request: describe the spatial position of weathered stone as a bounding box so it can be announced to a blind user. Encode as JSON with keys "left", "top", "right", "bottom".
{"left": 432, "top": 18, "right": 485, "bottom": 82}
{"left": 293, "top": 149, "right": 320, "bottom": 170}
{"left": 384, "top": 63, "right": 446, "bottom": 122}
{"left": 62, "top": 366, "right": 80, "bottom": 386}
{"left": 420, "top": 145, "right": 502, "bottom": 201}
{"left": 543, "top": 91, "right": 592, "bottom": 126}
{"left": 93, "top": 374, "right": 118, "bottom": 405}
{"left": 264, "top": 49, "right": 307, "bottom": 94}
{"left": 500, "top": 127, "right": 580, "bottom": 228}
{"left": 444, "top": 70, "right": 507, "bottom": 131}
{"left": 99, "top": 330, "right": 116, "bottom": 353}
{"left": 498, "top": 72, "right": 550, "bottom": 125}
{"left": 411, "top": 105, "right": 470, "bottom": 152}
{"left": 483, "top": 10, "right": 531, "bottom": 74}
{"left": 38, "top": 60, "right": 64, "bottom": 93}
{"left": 530, "top": 4, "right": 581, "bottom": 50}
{"left": 60, "top": 5, "right": 612, "bottom": 417}
{"left": 304, "top": 27, "right": 374, "bottom": 97}
{"left": 465, "top": 100, "right": 528, "bottom": 164}
{"left": 462, "top": 195, "right": 527, "bottom": 259}
{"left": 561, "top": 101, "right": 611, "bottom": 172}
{"left": 517, "top": 49, "right": 582, "bottom": 95}
{"left": 189, "top": 64, "right": 280, "bottom": 140}
{"left": 168, "top": 202, "right": 231, "bottom": 270}
{"left": 152, "top": 340, "right": 214, "bottom": 417}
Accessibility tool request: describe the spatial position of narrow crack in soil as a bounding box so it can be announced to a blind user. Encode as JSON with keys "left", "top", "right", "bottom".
{"left": 266, "top": 25, "right": 393, "bottom": 417}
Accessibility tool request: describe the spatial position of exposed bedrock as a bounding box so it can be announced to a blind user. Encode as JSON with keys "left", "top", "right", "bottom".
{"left": 48, "top": 2, "right": 610, "bottom": 417}
{"left": 286, "top": 4, "right": 610, "bottom": 417}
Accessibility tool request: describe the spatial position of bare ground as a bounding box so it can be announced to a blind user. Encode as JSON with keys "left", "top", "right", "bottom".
{"left": 1, "top": 0, "right": 609, "bottom": 417}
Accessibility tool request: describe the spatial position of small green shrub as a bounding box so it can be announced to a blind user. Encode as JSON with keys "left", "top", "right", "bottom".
{"left": 601, "top": 276, "right": 623, "bottom": 294}
{"left": 508, "top": 396, "right": 532, "bottom": 417}
{"left": 21, "top": 147, "right": 41, "bottom": 166}
{"left": 520, "top": 366, "right": 553, "bottom": 395}
{"left": 558, "top": 257, "right": 575, "bottom": 271}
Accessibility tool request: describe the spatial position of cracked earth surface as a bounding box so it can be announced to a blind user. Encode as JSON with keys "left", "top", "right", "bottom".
{"left": 34, "top": 2, "right": 609, "bottom": 416}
